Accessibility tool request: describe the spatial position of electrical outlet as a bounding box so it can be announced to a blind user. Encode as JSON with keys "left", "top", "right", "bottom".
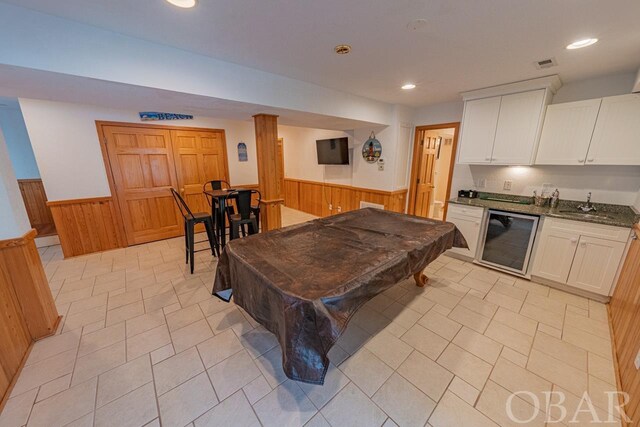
{"left": 503, "top": 180, "right": 512, "bottom": 191}
{"left": 635, "top": 349, "right": 640, "bottom": 370}
{"left": 477, "top": 178, "right": 486, "bottom": 189}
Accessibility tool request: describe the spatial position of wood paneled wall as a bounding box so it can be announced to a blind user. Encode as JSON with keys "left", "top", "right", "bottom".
{"left": 610, "top": 224, "right": 640, "bottom": 424}
{"left": 284, "top": 178, "right": 407, "bottom": 217}
{"left": 48, "top": 197, "right": 125, "bottom": 258}
{"left": 0, "top": 229, "right": 59, "bottom": 409}
{"left": 17, "top": 179, "right": 56, "bottom": 236}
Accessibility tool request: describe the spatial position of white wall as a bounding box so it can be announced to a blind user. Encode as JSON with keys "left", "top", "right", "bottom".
{"left": 414, "top": 72, "right": 640, "bottom": 207}
{"left": 0, "top": 127, "right": 31, "bottom": 239}
{"left": 0, "top": 106, "right": 40, "bottom": 179}
{"left": 19, "top": 98, "right": 259, "bottom": 201}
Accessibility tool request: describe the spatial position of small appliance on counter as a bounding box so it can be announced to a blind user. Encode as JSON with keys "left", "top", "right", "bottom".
{"left": 458, "top": 190, "right": 479, "bottom": 198}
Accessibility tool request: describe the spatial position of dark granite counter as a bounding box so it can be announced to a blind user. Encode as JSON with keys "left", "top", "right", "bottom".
{"left": 449, "top": 192, "right": 639, "bottom": 228}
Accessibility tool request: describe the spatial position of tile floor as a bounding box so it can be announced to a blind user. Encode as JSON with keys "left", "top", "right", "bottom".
{"left": 0, "top": 207, "right": 621, "bottom": 427}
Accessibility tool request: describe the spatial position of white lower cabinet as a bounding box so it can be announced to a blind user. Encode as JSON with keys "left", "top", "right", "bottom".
{"left": 532, "top": 217, "right": 630, "bottom": 296}
{"left": 446, "top": 205, "right": 484, "bottom": 259}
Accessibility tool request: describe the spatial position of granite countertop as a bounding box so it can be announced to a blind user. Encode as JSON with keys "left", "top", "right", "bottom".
{"left": 450, "top": 192, "right": 640, "bottom": 228}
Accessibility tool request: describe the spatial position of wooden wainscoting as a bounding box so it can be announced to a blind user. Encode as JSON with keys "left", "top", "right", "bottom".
{"left": 609, "top": 224, "right": 640, "bottom": 424}
{"left": 47, "top": 197, "right": 126, "bottom": 258}
{"left": 283, "top": 178, "right": 407, "bottom": 217}
{"left": 17, "top": 179, "right": 56, "bottom": 236}
{"left": 0, "top": 229, "right": 59, "bottom": 410}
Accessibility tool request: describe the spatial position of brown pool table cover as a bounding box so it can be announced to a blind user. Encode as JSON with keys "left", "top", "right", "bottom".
{"left": 213, "top": 208, "right": 467, "bottom": 384}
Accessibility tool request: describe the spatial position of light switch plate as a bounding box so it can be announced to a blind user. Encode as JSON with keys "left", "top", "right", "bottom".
{"left": 635, "top": 349, "right": 640, "bottom": 370}
{"left": 503, "top": 180, "right": 512, "bottom": 191}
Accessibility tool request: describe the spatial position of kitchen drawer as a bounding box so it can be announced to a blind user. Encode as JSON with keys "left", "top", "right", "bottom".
{"left": 448, "top": 204, "right": 484, "bottom": 220}
{"left": 543, "top": 217, "right": 631, "bottom": 243}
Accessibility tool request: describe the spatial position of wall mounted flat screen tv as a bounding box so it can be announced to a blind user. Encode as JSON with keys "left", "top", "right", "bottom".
{"left": 316, "top": 137, "right": 349, "bottom": 165}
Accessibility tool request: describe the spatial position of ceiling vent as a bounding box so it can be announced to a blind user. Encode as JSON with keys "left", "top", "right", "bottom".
{"left": 534, "top": 58, "right": 558, "bottom": 70}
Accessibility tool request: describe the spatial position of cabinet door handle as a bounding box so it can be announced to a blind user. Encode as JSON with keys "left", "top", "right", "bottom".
{"left": 475, "top": 221, "right": 480, "bottom": 226}
{"left": 570, "top": 238, "right": 578, "bottom": 244}
{"left": 485, "top": 156, "right": 491, "bottom": 161}
{"left": 577, "top": 159, "right": 585, "bottom": 163}
{"left": 587, "top": 158, "right": 595, "bottom": 163}
{"left": 580, "top": 242, "right": 587, "bottom": 247}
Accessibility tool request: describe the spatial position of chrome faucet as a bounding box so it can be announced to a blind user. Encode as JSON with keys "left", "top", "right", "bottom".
{"left": 577, "top": 192, "right": 596, "bottom": 212}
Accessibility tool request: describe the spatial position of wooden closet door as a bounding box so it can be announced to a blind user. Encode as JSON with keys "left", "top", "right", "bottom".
{"left": 171, "top": 130, "right": 229, "bottom": 215}
{"left": 103, "top": 126, "right": 182, "bottom": 245}
{"left": 414, "top": 134, "right": 437, "bottom": 217}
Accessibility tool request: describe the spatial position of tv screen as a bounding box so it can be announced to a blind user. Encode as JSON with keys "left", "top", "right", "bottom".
{"left": 316, "top": 137, "right": 349, "bottom": 165}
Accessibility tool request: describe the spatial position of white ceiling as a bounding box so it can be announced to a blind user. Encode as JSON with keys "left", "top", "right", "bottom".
{"left": 2, "top": 0, "right": 640, "bottom": 107}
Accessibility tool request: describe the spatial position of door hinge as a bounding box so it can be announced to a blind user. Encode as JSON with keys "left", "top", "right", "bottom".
{"left": 420, "top": 140, "right": 424, "bottom": 146}
{"left": 416, "top": 178, "right": 420, "bottom": 184}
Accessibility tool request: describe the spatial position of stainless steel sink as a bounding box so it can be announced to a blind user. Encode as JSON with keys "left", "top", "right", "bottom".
{"left": 557, "top": 210, "right": 614, "bottom": 220}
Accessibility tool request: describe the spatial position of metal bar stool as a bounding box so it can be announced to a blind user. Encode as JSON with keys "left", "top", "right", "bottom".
{"left": 226, "top": 190, "right": 259, "bottom": 240}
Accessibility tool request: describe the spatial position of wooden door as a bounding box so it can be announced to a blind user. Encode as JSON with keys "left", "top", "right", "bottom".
{"left": 413, "top": 132, "right": 437, "bottom": 217}
{"left": 610, "top": 225, "right": 640, "bottom": 423}
{"left": 171, "top": 129, "right": 229, "bottom": 218}
{"left": 567, "top": 236, "right": 626, "bottom": 295}
{"left": 277, "top": 138, "right": 285, "bottom": 200}
{"left": 458, "top": 96, "right": 501, "bottom": 164}
{"left": 103, "top": 125, "right": 183, "bottom": 245}
{"left": 491, "top": 89, "right": 545, "bottom": 165}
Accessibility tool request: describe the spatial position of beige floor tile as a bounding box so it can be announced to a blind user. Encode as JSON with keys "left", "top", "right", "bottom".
{"left": 589, "top": 300, "right": 609, "bottom": 323}
{"left": 447, "top": 305, "right": 491, "bottom": 333}
{"left": 143, "top": 290, "right": 179, "bottom": 312}
{"left": 484, "top": 320, "right": 533, "bottom": 355}
{"left": 397, "top": 350, "right": 453, "bottom": 401}
{"left": 563, "top": 326, "right": 613, "bottom": 360}
{"left": 72, "top": 340, "right": 126, "bottom": 385}
{"left": 434, "top": 267, "right": 467, "bottom": 282}
{"left": 400, "top": 323, "right": 448, "bottom": 360}
{"left": 335, "top": 322, "right": 371, "bottom": 355}
{"left": 321, "top": 382, "right": 386, "bottom": 427}
{"left": 514, "top": 279, "right": 550, "bottom": 296}
{"left": 0, "top": 388, "right": 38, "bottom": 427}
{"left": 533, "top": 331, "right": 587, "bottom": 371}
{"left": 253, "top": 380, "right": 317, "bottom": 427}
{"left": 206, "top": 307, "right": 253, "bottom": 336}
{"left": 94, "top": 382, "right": 157, "bottom": 427}
{"left": 26, "top": 330, "right": 81, "bottom": 366}
{"left": 78, "top": 322, "right": 125, "bottom": 357}
{"left": 453, "top": 327, "right": 502, "bottom": 364}
{"left": 327, "top": 344, "right": 349, "bottom": 366}
{"left": 56, "top": 288, "right": 94, "bottom": 305}
{"left": 12, "top": 349, "right": 76, "bottom": 396}
{"left": 373, "top": 373, "right": 436, "bottom": 427}
{"left": 171, "top": 318, "right": 214, "bottom": 353}
{"left": 549, "top": 288, "right": 589, "bottom": 309}
{"left": 418, "top": 309, "right": 462, "bottom": 341}
{"left": 243, "top": 375, "right": 272, "bottom": 405}
{"left": 194, "top": 390, "right": 260, "bottom": 427}
{"left": 436, "top": 344, "right": 491, "bottom": 389}
{"left": 63, "top": 306, "right": 107, "bottom": 332}
{"left": 550, "top": 385, "right": 620, "bottom": 426}
{"left": 97, "top": 354, "right": 152, "bottom": 407}
{"left": 381, "top": 302, "right": 421, "bottom": 329}
{"left": 340, "top": 348, "right": 393, "bottom": 397}
{"left": 491, "top": 282, "right": 528, "bottom": 301}
{"left": 125, "top": 310, "right": 166, "bottom": 338}
{"left": 588, "top": 352, "right": 617, "bottom": 386}
{"left": 423, "top": 287, "right": 463, "bottom": 309}
{"left": 565, "top": 311, "right": 610, "bottom": 340}
{"left": 525, "top": 292, "right": 566, "bottom": 315}
{"left": 485, "top": 289, "right": 523, "bottom": 312}
{"left": 196, "top": 329, "right": 243, "bottom": 368}
{"left": 158, "top": 373, "right": 218, "bottom": 427}
{"left": 537, "top": 323, "right": 562, "bottom": 338}
{"left": 106, "top": 301, "right": 145, "bottom": 326}
{"left": 207, "top": 349, "right": 261, "bottom": 400}
{"left": 150, "top": 343, "right": 175, "bottom": 365}
{"left": 140, "top": 282, "right": 173, "bottom": 300}
{"left": 36, "top": 374, "right": 72, "bottom": 402}
{"left": 499, "top": 347, "right": 528, "bottom": 368}
{"left": 520, "top": 302, "right": 565, "bottom": 329}
{"left": 459, "top": 276, "right": 494, "bottom": 294}
{"left": 527, "top": 349, "right": 588, "bottom": 396}
{"left": 126, "top": 324, "right": 172, "bottom": 360}
{"left": 27, "top": 377, "right": 97, "bottom": 427}
{"left": 364, "top": 330, "right": 412, "bottom": 369}
{"left": 298, "top": 364, "right": 349, "bottom": 409}
{"left": 365, "top": 293, "right": 395, "bottom": 313}
{"left": 458, "top": 293, "right": 498, "bottom": 318}
{"left": 107, "top": 289, "right": 142, "bottom": 310}
{"left": 588, "top": 374, "right": 619, "bottom": 413}
{"left": 446, "top": 376, "right": 479, "bottom": 406}
{"left": 93, "top": 278, "right": 125, "bottom": 297}
{"left": 490, "top": 357, "right": 552, "bottom": 406}
{"left": 239, "top": 327, "right": 279, "bottom": 359}
{"left": 67, "top": 294, "right": 108, "bottom": 316}
{"left": 396, "top": 292, "right": 436, "bottom": 314}
{"left": 199, "top": 297, "right": 231, "bottom": 317}
{"left": 305, "top": 412, "right": 331, "bottom": 427}
{"left": 428, "top": 391, "right": 498, "bottom": 427}
{"left": 253, "top": 346, "right": 289, "bottom": 388}
{"left": 178, "top": 287, "right": 213, "bottom": 308}
{"left": 476, "top": 380, "right": 546, "bottom": 427}
{"left": 493, "top": 306, "right": 538, "bottom": 336}
{"left": 154, "top": 347, "right": 204, "bottom": 396}
{"left": 567, "top": 304, "right": 589, "bottom": 317}
{"left": 166, "top": 304, "right": 204, "bottom": 332}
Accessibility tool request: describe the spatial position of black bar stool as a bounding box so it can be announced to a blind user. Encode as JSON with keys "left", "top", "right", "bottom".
{"left": 171, "top": 188, "right": 219, "bottom": 274}
{"left": 226, "top": 190, "right": 259, "bottom": 240}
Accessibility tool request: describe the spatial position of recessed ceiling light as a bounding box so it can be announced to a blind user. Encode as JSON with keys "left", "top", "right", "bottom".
{"left": 165, "top": 0, "right": 197, "bottom": 8}
{"left": 334, "top": 45, "right": 351, "bottom": 55}
{"left": 401, "top": 83, "right": 416, "bottom": 90}
{"left": 566, "top": 38, "right": 598, "bottom": 50}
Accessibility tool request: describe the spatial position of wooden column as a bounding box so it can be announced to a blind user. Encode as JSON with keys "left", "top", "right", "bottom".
{"left": 253, "top": 114, "right": 284, "bottom": 231}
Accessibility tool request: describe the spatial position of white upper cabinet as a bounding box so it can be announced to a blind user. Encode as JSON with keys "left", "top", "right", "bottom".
{"left": 535, "top": 99, "right": 602, "bottom": 165}
{"left": 587, "top": 94, "right": 640, "bottom": 165}
{"left": 458, "top": 97, "right": 501, "bottom": 164}
{"left": 492, "top": 90, "right": 546, "bottom": 165}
